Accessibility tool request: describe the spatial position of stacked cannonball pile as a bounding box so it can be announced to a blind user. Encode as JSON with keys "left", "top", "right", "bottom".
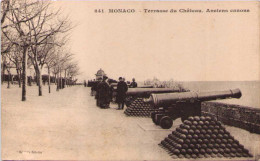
{"left": 159, "top": 116, "right": 253, "bottom": 159}
{"left": 124, "top": 97, "right": 160, "bottom": 117}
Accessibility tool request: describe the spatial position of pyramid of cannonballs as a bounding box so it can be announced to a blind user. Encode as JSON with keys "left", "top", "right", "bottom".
{"left": 159, "top": 116, "right": 253, "bottom": 159}
{"left": 124, "top": 97, "right": 160, "bottom": 117}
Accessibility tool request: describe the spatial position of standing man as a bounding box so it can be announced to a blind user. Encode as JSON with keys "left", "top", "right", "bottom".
{"left": 116, "top": 77, "right": 128, "bottom": 110}
{"left": 95, "top": 77, "right": 102, "bottom": 106}
{"left": 97, "top": 76, "right": 110, "bottom": 108}
{"left": 130, "top": 78, "right": 138, "bottom": 88}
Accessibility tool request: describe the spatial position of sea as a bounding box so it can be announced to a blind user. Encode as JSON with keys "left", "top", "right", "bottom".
{"left": 179, "top": 81, "right": 260, "bottom": 109}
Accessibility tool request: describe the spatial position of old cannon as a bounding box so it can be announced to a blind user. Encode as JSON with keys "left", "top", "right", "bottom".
{"left": 144, "top": 89, "right": 242, "bottom": 129}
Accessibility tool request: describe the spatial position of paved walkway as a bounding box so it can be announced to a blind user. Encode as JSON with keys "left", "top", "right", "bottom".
{"left": 2, "top": 85, "right": 260, "bottom": 160}
{"left": 2, "top": 85, "right": 174, "bottom": 160}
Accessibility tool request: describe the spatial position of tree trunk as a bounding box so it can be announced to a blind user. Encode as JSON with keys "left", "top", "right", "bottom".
{"left": 16, "top": 68, "right": 21, "bottom": 88}
{"left": 64, "top": 70, "right": 66, "bottom": 88}
{"left": 48, "top": 67, "right": 51, "bottom": 93}
{"left": 7, "top": 70, "right": 10, "bottom": 88}
{"left": 22, "top": 46, "right": 28, "bottom": 101}
{"left": 56, "top": 70, "right": 59, "bottom": 91}
{"left": 2, "top": 61, "right": 6, "bottom": 84}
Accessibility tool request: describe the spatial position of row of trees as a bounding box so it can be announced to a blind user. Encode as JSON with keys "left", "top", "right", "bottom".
{"left": 1, "top": 0, "right": 79, "bottom": 101}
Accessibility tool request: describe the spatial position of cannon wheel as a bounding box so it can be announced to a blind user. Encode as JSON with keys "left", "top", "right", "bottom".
{"left": 160, "top": 116, "right": 173, "bottom": 129}
{"left": 151, "top": 112, "right": 156, "bottom": 124}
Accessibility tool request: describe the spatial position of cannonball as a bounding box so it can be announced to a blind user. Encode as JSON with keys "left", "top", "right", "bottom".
{"left": 180, "top": 124, "right": 186, "bottom": 129}
{"left": 212, "top": 148, "right": 218, "bottom": 154}
{"left": 204, "top": 154, "right": 211, "bottom": 158}
{"left": 208, "top": 143, "right": 214, "bottom": 149}
{"left": 209, "top": 121, "right": 216, "bottom": 125}
{"left": 188, "top": 116, "right": 194, "bottom": 121}
{"left": 232, "top": 143, "right": 238, "bottom": 148}
{"left": 187, "top": 148, "right": 193, "bottom": 154}
{"left": 196, "top": 144, "right": 201, "bottom": 149}
{"left": 183, "top": 125, "right": 190, "bottom": 129}
{"left": 191, "top": 154, "right": 197, "bottom": 159}
{"left": 193, "top": 121, "right": 198, "bottom": 126}
{"left": 214, "top": 125, "right": 220, "bottom": 129}
{"left": 186, "top": 134, "right": 192, "bottom": 139}
{"left": 223, "top": 134, "right": 229, "bottom": 139}
{"left": 218, "top": 129, "right": 225, "bottom": 134}
{"left": 202, "top": 125, "right": 208, "bottom": 129}
{"left": 188, "top": 129, "right": 195, "bottom": 135}
{"left": 202, "top": 144, "right": 207, "bottom": 149}
{"left": 207, "top": 129, "right": 212, "bottom": 134}
{"left": 198, "top": 154, "right": 204, "bottom": 158}
{"left": 190, "top": 125, "right": 196, "bottom": 130}
{"left": 205, "top": 116, "right": 212, "bottom": 121}
{"left": 219, "top": 148, "right": 225, "bottom": 154}
{"left": 211, "top": 153, "right": 217, "bottom": 158}
{"left": 172, "top": 131, "right": 177, "bottom": 135}
{"left": 182, "top": 144, "right": 189, "bottom": 149}
{"left": 223, "top": 153, "right": 230, "bottom": 158}
{"left": 176, "top": 127, "right": 182, "bottom": 133}
{"left": 191, "top": 138, "right": 197, "bottom": 144}
{"left": 209, "top": 139, "right": 215, "bottom": 143}
{"left": 220, "top": 143, "right": 226, "bottom": 149}
{"left": 213, "top": 129, "right": 219, "bottom": 134}
{"left": 201, "top": 129, "right": 207, "bottom": 134}
{"left": 161, "top": 140, "right": 167, "bottom": 146}
{"left": 206, "top": 148, "right": 213, "bottom": 154}
{"left": 197, "top": 125, "right": 202, "bottom": 129}
{"left": 200, "top": 116, "right": 206, "bottom": 121}
{"left": 178, "top": 154, "right": 184, "bottom": 158}
{"left": 185, "top": 139, "right": 191, "bottom": 144}
{"left": 193, "top": 134, "right": 199, "bottom": 140}
{"left": 198, "top": 139, "right": 203, "bottom": 144}
{"left": 230, "top": 147, "right": 236, "bottom": 153}
{"left": 243, "top": 148, "right": 249, "bottom": 153}
{"left": 217, "top": 153, "right": 223, "bottom": 158}
{"left": 222, "top": 139, "right": 228, "bottom": 144}
{"left": 189, "top": 144, "right": 195, "bottom": 149}
{"left": 227, "top": 138, "right": 233, "bottom": 144}
{"left": 230, "top": 153, "right": 236, "bottom": 157}
{"left": 198, "top": 121, "right": 204, "bottom": 125}
{"left": 236, "top": 148, "right": 243, "bottom": 153}
{"left": 194, "top": 116, "right": 200, "bottom": 121}
{"left": 200, "top": 148, "right": 206, "bottom": 154}
{"left": 203, "top": 139, "right": 209, "bottom": 144}
{"left": 214, "top": 144, "right": 220, "bottom": 148}
{"left": 217, "top": 134, "right": 223, "bottom": 139}
{"left": 195, "top": 129, "right": 200, "bottom": 134}
{"left": 184, "top": 120, "right": 192, "bottom": 126}
{"left": 208, "top": 125, "right": 215, "bottom": 130}
{"left": 235, "top": 152, "right": 242, "bottom": 157}
{"left": 181, "top": 129, "right": 188, "bottom": 135}
{"left": 193, "top": 149, "right": 199, "bottom": 154}
{"left": 185, "top": 154, "right": 191, "bottom": 159}
{"left": 226, "top": 143, "right": 232, "bottom": 148}
{"left": 205, "top": 134, "right": 211, "bottom": 139}
{"left": 180, "top": 149, "right": 186, "bottom": 154}
{"left": 178, "top": 139, "right": 184, "bottom": 144}
{"left": 175, "top": 144, "right": 182, "bottom": 149}
{"left": 173, "top": 149, "right": 180, "bottom": 155}
{"left": 216, "top": 121, "right": 222, "bottom": 126}
{"left": 204, "top": 121, "right": 210, "bottom": 125}
{"left": 199, "top": 134, "right": 204, "bottom": 139}
{"left": 216, "top": 139, "right": 222, "bottom": 144}
{"left": 180, "top": 134, "right": 186, "bottom": 140}
{"left": 224, "top": 148, "right": 231, "bottom": 154}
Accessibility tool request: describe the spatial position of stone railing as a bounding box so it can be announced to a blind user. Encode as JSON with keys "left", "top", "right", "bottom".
{"left": 201, "top": 102, "right": 260, "bottom": 134}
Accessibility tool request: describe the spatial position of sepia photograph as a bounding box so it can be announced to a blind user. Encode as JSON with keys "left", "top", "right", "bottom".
{"left": 1, "top": 0, "right": 260, "bottom": 160}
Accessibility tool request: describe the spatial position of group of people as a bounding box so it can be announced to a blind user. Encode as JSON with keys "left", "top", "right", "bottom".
{"left": 91, "top": 77, "right": 137, "bottom": 109}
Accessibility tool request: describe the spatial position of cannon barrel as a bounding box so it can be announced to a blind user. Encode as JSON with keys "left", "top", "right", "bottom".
{"left": 126, "top": 88, "right": 184, "bottom": 97}
{"left": 144, "top": 88, "right": 242, "bottom": 108}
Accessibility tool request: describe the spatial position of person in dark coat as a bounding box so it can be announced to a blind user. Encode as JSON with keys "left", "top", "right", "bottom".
{"left": 94, "top": 78, "right": 102, "bottom": 106}
{"left": 116, "top": 77, "right": 128, "bottom": 110}
{"left": 129, "top": 78, "right": 138, "bottom": 88}
{"left": 97, "top": 76, "right": 110, "bottom": 108}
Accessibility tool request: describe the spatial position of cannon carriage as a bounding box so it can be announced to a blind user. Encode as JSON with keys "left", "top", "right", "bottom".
{"left": 144, "top": 89, "right": 242, "bottom": 129}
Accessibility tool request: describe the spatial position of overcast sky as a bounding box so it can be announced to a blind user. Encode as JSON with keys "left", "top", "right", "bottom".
{"left": 52, "top": 1, "right": 259, "bottom": 82}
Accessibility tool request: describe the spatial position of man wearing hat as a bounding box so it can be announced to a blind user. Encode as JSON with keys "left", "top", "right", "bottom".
{"left": 97, "top": 76, "right": 110, "bottom": 108}
{"left": 130, "top": 78, "right": 138, "bottom": 88}
{"left": 116, "top": 77, "right": 128, "bottom": 110}
{"left": 94, "top": 77, "right": 103, "bottom": 106}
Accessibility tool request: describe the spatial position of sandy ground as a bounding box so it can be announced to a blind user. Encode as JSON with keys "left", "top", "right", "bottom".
{"left": 1, "top": 84, "right": 260, "bottom": 160}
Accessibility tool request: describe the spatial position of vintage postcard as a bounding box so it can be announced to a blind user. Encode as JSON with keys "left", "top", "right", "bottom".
{"left": 1, "top": 0, "right": 260, "bottom": 160}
